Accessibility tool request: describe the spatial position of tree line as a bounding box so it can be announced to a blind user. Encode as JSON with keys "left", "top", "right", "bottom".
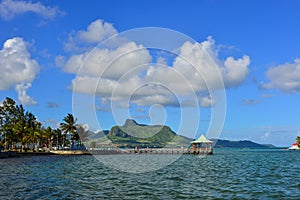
{"left": 0, "top": 97, "right": 87, "bottom": 152}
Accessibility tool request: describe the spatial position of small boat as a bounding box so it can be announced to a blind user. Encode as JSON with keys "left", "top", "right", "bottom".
{"left": 288, "top": 143, "right": 300, "bottom": 150}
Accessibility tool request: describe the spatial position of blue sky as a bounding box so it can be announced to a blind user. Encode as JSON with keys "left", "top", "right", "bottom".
{"left": 0, "top": 0, "right": 300, "bottom": 147}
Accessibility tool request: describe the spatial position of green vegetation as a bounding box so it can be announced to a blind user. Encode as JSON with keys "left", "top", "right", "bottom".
{"left": 60, "top": 113, "right": 79, "bottom": 143}
{"left": 297, "top": 136, "right": 300, "bottom": 148}
{"left": 87, "top": 120, "right": 276, "bottom": 149}
{"left": 0, "top": 97, "right": 85, "bottom": 152}
{"left": 1, "top": 97, "right": 279, "bottom": 151}
{"left": 103, "top": 119, "right": 191, "bottom": 148}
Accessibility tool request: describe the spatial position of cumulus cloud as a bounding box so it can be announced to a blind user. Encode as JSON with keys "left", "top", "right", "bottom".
{"left": 78, "top": 19, "right": 117, "bottom": 43}
{"left": 64, "top": 19, "right": 118, "bottom": 52}
{"left": 130, "top": 86, "right": 180, "bottom": 107}
{"left": 261, "top": 58, "right": 300, "bottom": 93}
{"left": 198, "top": 95, "right": 216, "bottom": 107}
{"left": 172, "top": 37, "right": 250, "bottom": 91}
{"left": 0, "top": 0, "right": 64, "bottom": 20}
{"left": 222, "top": 55, "right": 250, "bottom": 87}
{"left": 62, "top": 20, "right": 250, "bottom": 108}
{"left": 15, "top": 83, "right": 37, "bottom": 106}
{"left": 64, "top": 41, "right": 151, "bottom": 78}
{"left": 0, "top": 37, "right": 39, "bottom": 90}
{"left": 0, "top": 37, "right": 39, "bottom": 105}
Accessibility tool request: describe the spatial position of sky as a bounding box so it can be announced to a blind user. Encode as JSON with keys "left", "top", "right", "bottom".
{"left": 0, "top": 0, "right": 300, "bottom": 147}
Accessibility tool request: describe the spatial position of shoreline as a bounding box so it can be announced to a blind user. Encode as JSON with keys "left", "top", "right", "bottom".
{"left": 0, "top": 150, "right": 92, "bottom": 158}
{"left": 2, "top": 147, "right": 297, "bottom": 159}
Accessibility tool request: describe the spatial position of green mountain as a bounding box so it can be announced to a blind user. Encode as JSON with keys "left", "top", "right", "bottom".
{"left": 94, "top": 119, "right": 191, "bottom": 148}
{"left": 86, "top": 119, "right": 276, "bottom": 149}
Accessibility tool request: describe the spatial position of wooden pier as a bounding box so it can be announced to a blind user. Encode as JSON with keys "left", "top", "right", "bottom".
{"left": 122, "top": 147, "right": 212, "bottom": 155}
{"left": 89, "top": 135, "right": 213, "bottom": 155}
{"left": 1, "top": 147, "right": 212, "bottom": 157}
{"left": 121, "top": 135, "right": 214, "bottom": 155}
{"left": 0, "top": 135, "right": 213, "bottom": 157}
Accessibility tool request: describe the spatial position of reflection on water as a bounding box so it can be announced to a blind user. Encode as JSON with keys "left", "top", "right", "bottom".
{"left": 1, "top": 149, "right": 300, "bottom": 199}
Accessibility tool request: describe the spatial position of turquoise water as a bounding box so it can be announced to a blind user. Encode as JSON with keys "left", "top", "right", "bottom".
{"left": 1, "top": 149, "right": 300, "bottom": 199}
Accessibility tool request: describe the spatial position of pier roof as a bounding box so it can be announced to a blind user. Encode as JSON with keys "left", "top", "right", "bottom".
{"left": 191, "top": 134, "right": 213, "bottom": 144}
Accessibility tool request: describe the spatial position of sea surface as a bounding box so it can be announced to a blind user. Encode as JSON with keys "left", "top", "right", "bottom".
{"left": 1, "top": 149, "right": 300, "bottom": 199}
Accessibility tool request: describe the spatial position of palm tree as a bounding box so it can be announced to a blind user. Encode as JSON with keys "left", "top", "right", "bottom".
{"left": 44, "top": 126, "right": 54, "bottom": 149}
{"left": 76, "top": 125, "right": 90, "bottom": 142}
{"left": 0, "top": 97, "right": 18, "bottom": 150}
{"left": 60, "top": 113, "right": 79, "bottom": 149}
{"left": 53, "top": 128, "right": 63, "bottom": 149}
{"left": 0, "top": 97, "right": 45, "bottom": 151}
{"left": 13, "top": 120, "right": 26, "bottom": 151}
{"left": 297, "top": 136, "right": 300, "bottom": 148}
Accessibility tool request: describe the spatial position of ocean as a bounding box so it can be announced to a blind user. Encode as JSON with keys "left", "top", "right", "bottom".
{"left": 1, "top": 149, "right": 299, "bottom": 199}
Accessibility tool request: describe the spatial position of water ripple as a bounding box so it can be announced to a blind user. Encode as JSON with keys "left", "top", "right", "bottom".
{"left": 1, "top": 149, "right": 300, "bottom": 199}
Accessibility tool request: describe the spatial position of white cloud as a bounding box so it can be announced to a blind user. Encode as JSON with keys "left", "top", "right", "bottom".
{"left": 78, "top": 19, "right": 117, "bottom": 43}
{"left": 142, "top": 37, "right": 250, "bottom": 106}
{"left": 64, "top": 19, "right": 119, "bottom": 52}
{"left": 62, "top": 20, "right": 250, "bottom": 108}
{"left": 198, "top": 96, "right": 216, "bottom": 107}
{"left": 0, "top": 37, "right": 39, "bottom": 105}
{"left": 260, "top": 130, "right": 270, "bottom": 143}
{"left": 172, "top": 37, "right": 250, "bottom": 91}
{"left": 0, "top": 0, "right": 64, "bottom": 20}
{"left": 131, "top": 94, "right": 179, "bottom": 107}
{"left": 0, "top": 37, "right": 39, "bottom": 89}
{"left": 15, "top": 82, "right": 37, "bottom": 106}
{"left": 264, "top": 131, "right": 270, "bottom": 138}
{"left": 64, "top": 41, "right": 151, "bottom": 78}
{"left": 55, "top": 55, "right": 66, "bottom": 67}
{"left": 130, "top": 85, "right": 180, "bottom": 107}
{"left": 261, "top": 58, "right": 300, "bottom": 93}
{"left": 222, "top": 55, "right": 250, "bottom": 87}
{"left": 156, "top": 57, "right": 167, "bottom": 65}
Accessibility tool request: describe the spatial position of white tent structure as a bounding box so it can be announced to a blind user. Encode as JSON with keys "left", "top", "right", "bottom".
{"left": 190, "top": 134, "right": 213, "bottom": 154}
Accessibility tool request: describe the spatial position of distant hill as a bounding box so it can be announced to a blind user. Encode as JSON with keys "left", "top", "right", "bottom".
{"left": 108, "top": 119, "right": 191, "bottom": 148}
{"left": 87, "top": 130, "right": 109, "bottom": 140}
{"left": 211, "top": 139, "right": 275, "bottom": 149}
{"left": 87, "top": 119, "right": 191, "bottom": 148}
{"left": 85, "top": 119, "right": 276, "bottom": 149}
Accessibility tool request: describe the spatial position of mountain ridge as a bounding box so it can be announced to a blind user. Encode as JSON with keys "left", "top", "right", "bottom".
{"left": 86, "top": 119, "right": 276, "bottom": 149}
{"left": 107, "top": 119, "right": 189, "bottom": 148}
{"left": 211, "top": 139, "right": 275, "bottom": 149}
